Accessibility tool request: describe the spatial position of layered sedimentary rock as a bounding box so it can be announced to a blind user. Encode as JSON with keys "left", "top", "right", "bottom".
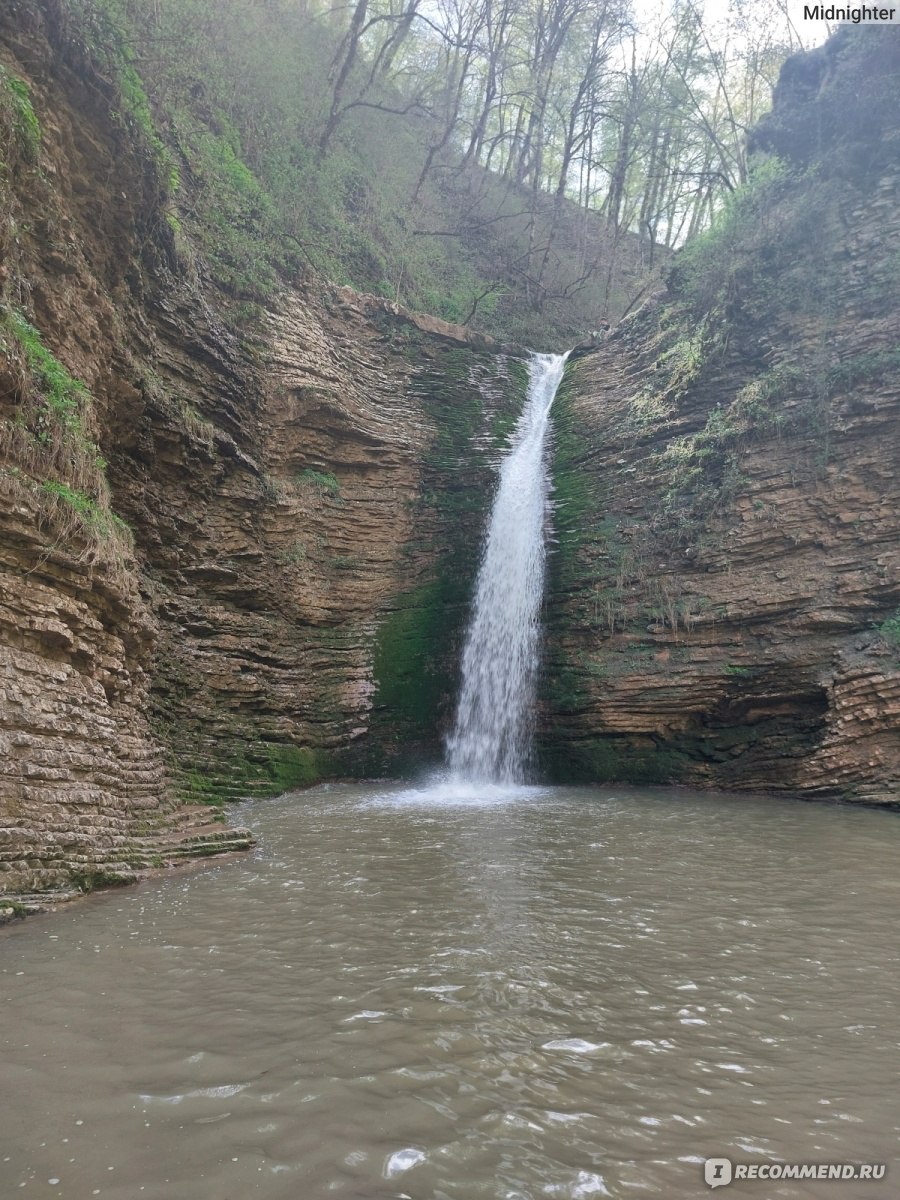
{"left": 542, "top": 28, "right": 900, "bottom": 805}
{"left": 2, "top": 7, "right": 899, "bottom": 913}
{"left": 0, "top": 2, "right": 523, "bottom": 896}
{"left": 145, "top": 292, "right": 523, "bottom": 798}
{"left": 0, "top": 3, "right": 259, "bottom": 895}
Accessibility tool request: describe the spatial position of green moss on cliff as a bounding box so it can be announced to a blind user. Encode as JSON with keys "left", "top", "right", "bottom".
{"left": 542, "top": 738, "right": 688, "bottom": 785}
{"left": 372, "top": 579, "right": 457, "bottom": 739}
{"left": 176, "top": 741, "right": 328, "bottom": 805}
{"left": 360, "top": 346, "right": 527, "bottom": 771}
{"left": 548, "top": 360, "right": 595, "bottom": 589}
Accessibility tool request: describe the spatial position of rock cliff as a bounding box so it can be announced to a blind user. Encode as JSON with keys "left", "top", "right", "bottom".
{"left": 542, "top": 27, "right": 900, "bottom": 805}
{"left": 2, "top": 11, "right": 898, "bottom": 910}
{"left": 0, "top": 0, "right": 524, "bottom": 899}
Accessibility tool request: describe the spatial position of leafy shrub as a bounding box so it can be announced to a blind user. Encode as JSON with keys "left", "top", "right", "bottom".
{"left": 297, "top": 468, "right": 341, "bottom": 497}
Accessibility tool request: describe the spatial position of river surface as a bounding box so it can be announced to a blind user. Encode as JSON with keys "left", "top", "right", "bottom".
{"left": 2, "top": 781, "right": 898, "bottom": 1199}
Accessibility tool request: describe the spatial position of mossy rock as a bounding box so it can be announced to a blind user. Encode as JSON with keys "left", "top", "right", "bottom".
{"left": 176, "top": 741, "right": 329, "bottom": 804}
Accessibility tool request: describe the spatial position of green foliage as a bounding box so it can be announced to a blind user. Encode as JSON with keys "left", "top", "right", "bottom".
{"left": 6, "top": 310, "right": 88, "bottom": 431}
{"left": 173, "top": 397, "right": 216, "bottom": 447}
{"left": 656, "top": 149, "right": 895, "bottom": 530}
{"left": 67, "top": 0, "right": 173, "bottom": 181}
{"left": 1, "top": 308, "right": 105, "bottom": 485}
{"left": 671, "top": 156, "right": 790, "bottom": 314}
{"left": 55, "top": 0, "right": 657, "bottom": 344}
{"left": 0, "top": 68, "right": 41, "bottom": 162}
{"left": 651, "top": 342, "right": 900, "bottom": 543}
{"left": 39, "top": 480, "right": 132, "bottom": 542}
{"left": 879, "top": 610, "right": 900, "bottom": 649}
{"left": 656, "top": 328, "right": 707, "bottom": 392}
{"left": 825, "top": 350, "right": 900, "bottom": 394}
{"left": 620, "top": 313, "right": 724, "bottom": 443}
{"left": 166, "top": 111, "right": 282, "bottom": 299}
{"left": 0, "top": 309, "right": 133, "bottom": 571}
{"left": 623, "top": 384, "right": 676, "bottom": 434}
{"left": 276, "top": 540, "right": 307, "bottom": 567}
{"left": 653, "top": 353, "right": 814, "bottom": 533}
{"left": 730, "top": 363, "right": 803, "bottom": 429}
{"left": 297, "top": 468, "right": 341, "bottom": 497}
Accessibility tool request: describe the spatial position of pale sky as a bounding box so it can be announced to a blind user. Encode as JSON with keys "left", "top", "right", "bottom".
{"left": 634, "top": 0, "right": 833, "bottom": 49}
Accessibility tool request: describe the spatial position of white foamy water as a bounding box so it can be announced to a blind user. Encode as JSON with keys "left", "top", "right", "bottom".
{"left": 446, "top": 352, "right": 568, "bottom": 783}
{"left": 362, "top": 771, "right": 550, "bottom": 809}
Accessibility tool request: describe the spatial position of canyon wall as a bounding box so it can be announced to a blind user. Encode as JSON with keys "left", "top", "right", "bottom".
{"left": 542, "top": 28, "right": 900, "bottom": 805}
{"left": 0, "top": 1, "right": 524, "bottom": 897}
{"left": 2, "top": 9, "right": 899, "bottom": 908}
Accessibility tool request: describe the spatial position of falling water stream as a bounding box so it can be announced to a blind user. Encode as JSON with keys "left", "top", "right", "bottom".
{"left": 447, "top": 352, "right": 567, "bottom": 783}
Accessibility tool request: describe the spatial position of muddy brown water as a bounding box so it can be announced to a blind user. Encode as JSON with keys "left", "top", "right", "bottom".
{"left": 2, "top": 781, "right": 898, "bottom": 1199}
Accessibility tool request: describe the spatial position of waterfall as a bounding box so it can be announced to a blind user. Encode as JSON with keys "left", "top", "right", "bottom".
{"left": 446, "top": 352, "right": 568, "bottom": 784}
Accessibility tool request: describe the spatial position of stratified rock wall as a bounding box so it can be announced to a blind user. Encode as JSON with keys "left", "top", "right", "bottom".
{"left": 543, "top": 28, "right": 900, "bottom": 805}
{"left": 0, "top": 1, "right": 524, "bottom": 896}
{"left": 2, "top": 4, "right": 898, "bottom": 915}
{"left": 0, "top": 2, "right": 259, "bottom": 893}
{"left": 143, "top": 291, "right": 523, "bottom": 799}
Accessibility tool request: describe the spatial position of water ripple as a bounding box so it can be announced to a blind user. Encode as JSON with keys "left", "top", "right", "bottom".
{"left": 1, "top": 782, "right": 898, "bottom": 1198}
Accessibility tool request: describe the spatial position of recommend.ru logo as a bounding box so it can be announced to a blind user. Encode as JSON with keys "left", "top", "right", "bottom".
{"left": 705, "top": 1158, "right": 733, "bottom": 1188}
{"left": 704, "top": 1157, "right": 887, "bottom": 1187}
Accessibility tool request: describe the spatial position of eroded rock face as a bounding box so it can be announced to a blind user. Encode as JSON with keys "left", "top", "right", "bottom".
{"left": 542, "top": 30, "right": 900, "bottom": 805}
{"left": 2, "top": 5, "right": 898, "bottom": 914}
{"left": 0, "top": 3, "right": 524, "bottom": 896}
{"left": 145, "top": 291, "right": 524, "bottom": 798}
{"left": 0, "top": 6, "right": 260, "bottom": 893}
